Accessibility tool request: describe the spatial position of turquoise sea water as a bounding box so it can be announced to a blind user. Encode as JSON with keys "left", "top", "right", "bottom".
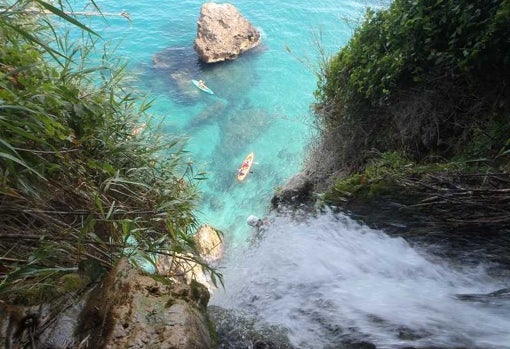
{"left": 79, "top": 3, "right": 510, "bottom": 347}
{"left": 85, "top": 0, "right": 367, "bottom": 245}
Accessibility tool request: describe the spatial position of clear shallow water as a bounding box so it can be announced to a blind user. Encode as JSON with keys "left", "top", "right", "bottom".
{"left": 84, "top": 0, "right": 364, "bottom": 245}
{"left": 81, "top": 1, "right": 510, "bottom": 348}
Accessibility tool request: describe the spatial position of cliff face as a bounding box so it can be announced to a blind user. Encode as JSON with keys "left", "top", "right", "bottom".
{"left": 0, "top": 4, "right": 218, "bottom": 348}
{"left": 79, "top": 259, "right": 212, "bottom": 349}
{"left": 302, "top": 0, "right": 510, "bottom": 231}
{"left": 0, "top": 259, "right": 213, "bottom": 349}
{"left": 310, "top": 0, "right": 510, "bottom": 178}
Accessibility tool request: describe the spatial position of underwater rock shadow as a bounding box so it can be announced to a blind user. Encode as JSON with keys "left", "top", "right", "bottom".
{"left": 145, "top": 44, "right": 265, "bottom": 105}
{"left": 147, "top": 46, "right": 205, "bottom": 105}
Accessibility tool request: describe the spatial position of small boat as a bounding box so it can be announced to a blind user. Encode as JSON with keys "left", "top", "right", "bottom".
{"left": 237, "top": 152, "right": 254, "bottom": 181}
{"left": 192, "top": 79, "right": 214, "bottom": 95}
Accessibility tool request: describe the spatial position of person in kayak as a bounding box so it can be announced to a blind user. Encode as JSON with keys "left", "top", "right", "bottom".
{"left": 237, "top": 161, "right": 252, "bottom": 177}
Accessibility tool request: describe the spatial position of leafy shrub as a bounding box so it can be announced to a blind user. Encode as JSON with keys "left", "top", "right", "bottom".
{"left": 311, "top": 0, "right": 510, "bottom": 172}
{"left": 317, "top": 0, "right": 510, "bottom": 108}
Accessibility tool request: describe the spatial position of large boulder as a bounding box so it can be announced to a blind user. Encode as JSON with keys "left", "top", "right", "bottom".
{"left": 193, "top": 224, "right": 224, "bottom": 263}
{"left": 156, "top": 224, "right": 224, "bottom": 292}
{"left": 194, "top": 3, "right": 261, "bottom": 63}
{"left": 0, "top": 259, "right": 212, "bottom": 349}
{"left": 78, "top": 258, "right": 212, "bottom": 349}
{"left": 156, "top": 252, "right": 214, "bottom": 292}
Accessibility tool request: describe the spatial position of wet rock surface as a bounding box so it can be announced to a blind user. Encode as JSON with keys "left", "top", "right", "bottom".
{"left": 0, "top": 258, "right": 212, "bottom": 348}
{"left": 271, "top": 172, "right": 314, "bottom": 208}
{"left": 208, "top": 305, "right": 294, "bottom": 349}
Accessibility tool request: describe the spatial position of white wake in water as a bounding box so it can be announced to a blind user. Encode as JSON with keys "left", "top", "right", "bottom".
{"left": 211, "top": 211, "right": 510, "bottom": 349}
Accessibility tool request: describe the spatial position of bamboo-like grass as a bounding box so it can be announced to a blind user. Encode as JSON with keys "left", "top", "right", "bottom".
{"left": 0, "top": 0, "right": 220, "bottom": 305}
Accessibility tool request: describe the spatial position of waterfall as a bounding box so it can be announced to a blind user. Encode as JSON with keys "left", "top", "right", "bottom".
{"left": 211, "top": 210, "right": 510, "bottom": 349}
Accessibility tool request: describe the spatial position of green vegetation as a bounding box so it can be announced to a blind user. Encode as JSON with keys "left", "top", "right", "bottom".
{"left": 317, "top": 0, "right": 510, "bottom": 106}
{"left": 0, "top": 1, "right": 217, "bottom": 305}
{"left": 325, "top": 151, "right": 463, "bottom": 201}
{"left": 310, "top": 0, "right": 510, "bottom": 229}
{"left": 314, "top": 0, "right": 510, "bottom": 161}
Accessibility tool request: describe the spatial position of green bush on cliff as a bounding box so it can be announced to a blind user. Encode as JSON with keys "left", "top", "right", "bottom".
{"left": 324, "top": 151, "right": 468, "bottom": 204}
{"left": 0, "top": 1, "right": 216, "bottom": 304}
{"left": 318, "top": 0, "right": 510, "bottom": 105}
{"left": 313, "top": 0, "right": 510, "bottom": 168}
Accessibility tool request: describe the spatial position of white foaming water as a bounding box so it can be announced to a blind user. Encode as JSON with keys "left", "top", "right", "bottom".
{"left": 211, "top": 211, "right": 510, "bottom": 349}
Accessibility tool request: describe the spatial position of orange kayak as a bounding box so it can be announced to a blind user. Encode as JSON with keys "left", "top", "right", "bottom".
{"left": 237, "top": 152, "right": 254, "bottom": 181}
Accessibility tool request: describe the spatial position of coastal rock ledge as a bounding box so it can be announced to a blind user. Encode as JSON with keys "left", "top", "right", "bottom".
{"left": 194, "top": 2, "right": 261, "bottom": 63}
{"left": 272, "top": 172, "right": 314, "bottom": 208}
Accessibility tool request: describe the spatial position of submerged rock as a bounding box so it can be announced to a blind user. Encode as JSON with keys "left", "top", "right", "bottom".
{"left": 187, "top": 101, "right": 228, "bottom": 130}
{"left": 194, "top": 3, "right": 261, "bottom": 63}
{"left": 151, "top": 46, "right": 201, "bottom": 75}
{"left": 218, "top": 106, "right": 272, "bottom": 158}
